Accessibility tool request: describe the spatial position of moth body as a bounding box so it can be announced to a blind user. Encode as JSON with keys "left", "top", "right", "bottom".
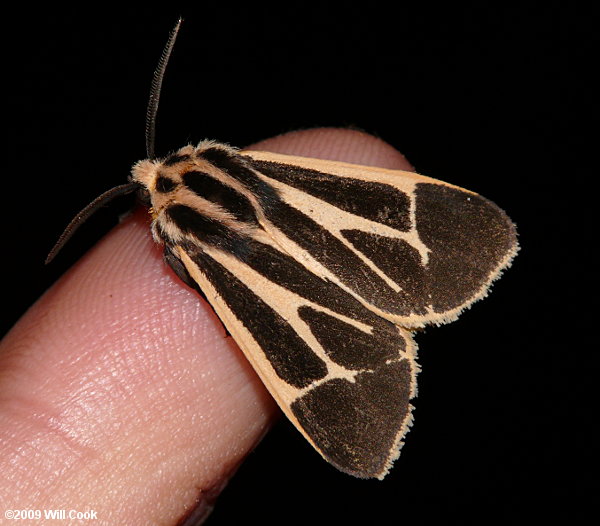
{"left": 127, "top": 139, "right": 518, "bottom": 479}
{"left": 49, "top": 19, "right": 518, "bottom": 480}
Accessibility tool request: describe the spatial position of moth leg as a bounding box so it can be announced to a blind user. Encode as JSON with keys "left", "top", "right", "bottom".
{"left": 164, "top": 246, "right": 201, "bottom": 291}
{"left": 163, "top": 246, "right": 231, "bottom": 337}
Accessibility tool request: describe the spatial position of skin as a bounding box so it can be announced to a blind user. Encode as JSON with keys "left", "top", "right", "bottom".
{"left": 0, "top": 128, "right": 413, "bottom": 525}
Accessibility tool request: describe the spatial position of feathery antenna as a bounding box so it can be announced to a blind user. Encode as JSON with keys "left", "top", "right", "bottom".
{"left": 47, "top": 19, "right": 184, "bottom": 263}
{"left": 145, "top": 18, "right": 183, "bottom": 160}
{"left": 45, "top": 183, "right": 139, "bottom": 264}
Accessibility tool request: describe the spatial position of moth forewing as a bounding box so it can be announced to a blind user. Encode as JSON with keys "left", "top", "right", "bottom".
{"left": 173, "top": 241, "right": 417, "bottom": 477}
{"left": 243, "top": 149, "right": 463, "bottom": 188}
{"left": 241, "top": 149, "right": 518, "bottom": 328}
{"left": 129, "top": 141, "right": 517, "bottom": 479}
{"left": 175, "top": 240, "right": 419, "bottom": 479}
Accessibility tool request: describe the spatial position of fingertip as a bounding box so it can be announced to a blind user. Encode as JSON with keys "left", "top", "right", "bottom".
{"left": 247, "top": 127, "right": 414, "bottom": 171}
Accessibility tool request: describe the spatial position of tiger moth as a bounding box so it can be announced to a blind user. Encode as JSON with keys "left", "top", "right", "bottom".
{"left": 48, "top": 20, "right": 518, "bottom": 479}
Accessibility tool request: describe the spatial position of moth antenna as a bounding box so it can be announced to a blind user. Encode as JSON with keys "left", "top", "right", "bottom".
{"left": 145, "top": 17, "right": 183, "bottom": 160}
{"left": 45, "top": 183, "right": 139, "bottom": 264}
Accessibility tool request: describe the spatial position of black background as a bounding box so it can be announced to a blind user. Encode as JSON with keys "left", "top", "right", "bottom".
{"left": 4, "top": 3, "right": 591, "bottom": 525}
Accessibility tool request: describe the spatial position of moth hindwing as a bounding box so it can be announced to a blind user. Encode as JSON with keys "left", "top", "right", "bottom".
{"left": 130, "top": 140, "right": 518, "bottom": 479}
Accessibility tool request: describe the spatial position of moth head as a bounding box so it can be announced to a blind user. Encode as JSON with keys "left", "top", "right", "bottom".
{"left": 131, "top": 145, "right": 195, "bottom": 215}
{"left": 130, "top": 158, "right": 159, "bottom": 209}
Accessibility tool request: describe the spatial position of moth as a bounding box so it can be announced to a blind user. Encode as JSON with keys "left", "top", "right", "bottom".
{"left": 49, "top": 20, "right": 518, "bottom": 479}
